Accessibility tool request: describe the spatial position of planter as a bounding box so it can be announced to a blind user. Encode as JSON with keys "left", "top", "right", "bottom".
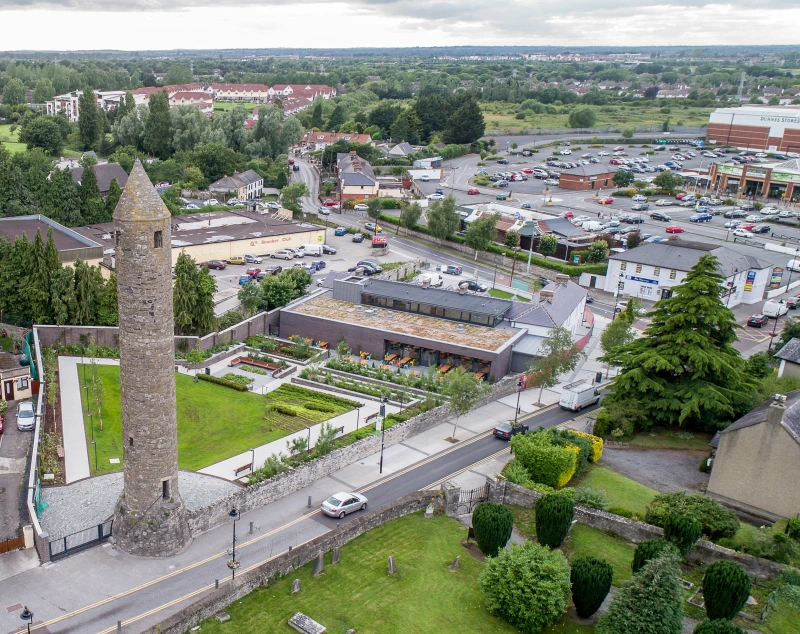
{"left": 227, "top": 559, "right": 241, "bottom": 570}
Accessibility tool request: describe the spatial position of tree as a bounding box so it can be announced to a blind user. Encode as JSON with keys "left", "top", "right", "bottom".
{"left": 504, "top": 230, "right": 520, "bottom": 249}
{"left": 33, "top": 79, "right": 56, "bottom": 104}
{"left": 478, "top": 541, "right": 571, "bottom": 634}
{"left": 626, "top": 232, "right": 642, "bottom": 249}
{"left": 779, "top": 317, "right": 800, "bottom": 347}
{"left": 586, "top": 240, "right": 609, "bottom": 263}
{"left": 260, "top": 273, "right": 296, "bottom": 310}
{"left": 443, "top": 367, "right": 483, "bottom": 440}
{"left": 112, "top": 109, "right": 145, "bottom": 149}
{"left": 390, "top": 108, "right": 423, "bottom": 144}
{"left": 365, "top": 197, "right": 383, "bottom": 229}
{"left": 78, "top": 87, "right": 101, "bottom": 149}
{"left": 187, "top": 143, "right": 247, "bottom": 183}
{"left": 693, "top": 621, "right": 747, "bottom": 634}
{"left": 398, "top": 201, "right": 422, "bottom": 233}
{"left": 465, "top": 213, "right": 498, "bottom": 258}
{"left": 613, "top": 170, "right": 635, "bottom": 189}
{"left": 173, "top": 251, "right": 197, "bottom": 335}
{"left": 310, "top": 100, "right": 324, "bottom": 128}
{"left": 599, "top": 311, "right": 635, "bottom": 377}
{"left": 663, "top": 513, "right": 702, "bottom": 555}
{"left": 597, "top": 553, "right": 684, "bottom": 634}
{"left": 2, "top": 78, "right": 26, "bottom": 106}
{"left": 570, "top": 556, "right": 614, "bottom": 618}
{"left": 426, "top": 195, "right": 460, "bottom": 241}
{"left": 645, "top": 86, "right": 660, "bottom": 99}
{"left": 538, "top": 234, "right": 558, "bottom": 257}
{"left": 238, "top": 280, "right": 262, "bottom": 317}
{"left": 621, "top": 128, "right": 634, "bottom": 139}
{"left": 279, "top": 181, "right": 309, "bottom": 218}
{"left": 535, "top": 492, "right": 575, "bottom": 548}
{"left": 18, "top": 117, "right": 63, "bottom": 155}
{"left": 73, "top": 259, "right": 103, "bottom": 325}
{"left": 443, "top": 96, "right": 485, "bottom": 144}
{"left": 105, "top": 178, "right": 122, "bottom": 217}
{"left": 602, "top": 255, "right": 755, "bottom": 431}
{"left": 568, "top": 107, "right": 597, "bottom": 128}
{"left": 97, "top": 271, "right": 118, "bottom": 326}
{"left": 326, "top": 103, "right": 347, "bottom": 131}
{"left": 163, "top": 63, "right": 193, "bottom": 85}
{"left": 703, "top": 561, "right": 751, "bottom": 621}
{"left": 654, "top": 171, "right": 684, "bottom": 193}
{"left": 526, "top": 326, "right": 584, "bottom": 404}
{"left": 632, "top": 539, "right": 679, "bottom": 574}
{"left": 144, "top": 91, "right": 171, "bottom": 159}
{"left": 194, "top": 266, "right": 218, "bottom": 335}
{"left": 472, "top": 501, "right": 514, "bottom": 557}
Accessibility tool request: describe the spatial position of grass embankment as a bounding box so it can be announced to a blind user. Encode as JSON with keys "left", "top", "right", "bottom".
{"left": 488, "top": 288, "right": 530, "bottom": 302}
{"left": 626, "top": 428, "right": 713, "bottom": 451}
{"left": 80, "top": 366, "right": 353, "bottom": 473}
{"left": 573, "top": 464, "right": 658, "bottom": 519}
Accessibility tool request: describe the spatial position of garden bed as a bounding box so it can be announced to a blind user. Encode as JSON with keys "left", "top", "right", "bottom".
{"left": 324, "top": 357, "right": 445, "bottom": 394}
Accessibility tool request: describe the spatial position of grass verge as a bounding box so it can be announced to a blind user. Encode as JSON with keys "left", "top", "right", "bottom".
{"left": 572, "top": 464, "right": 657, "bottom": 519}
{"left": 568, "top": 524, "right": 635, "bottom": 587}
{"left": 488, "top": 288, "right": 530, "bottom": 302}
{"left": 627, "top": 428, "right": 712, "bottom": 451}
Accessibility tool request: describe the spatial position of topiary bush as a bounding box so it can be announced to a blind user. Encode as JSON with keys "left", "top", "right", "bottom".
{"left": 571, "top": 430, "right": 603, "bottom": 462}
{"left": 472, "top": 502, "right": 514, "bottom": 557}
{"left": 703, "top": 560, "right": 751, "bottom": 621}
{"left": 570, "top": 555, "right": 614, "bottom": 618}
{"left": 303, "top": 402, "right": 335, "bottom": 413}
{"left": 632, "top": 539, "right": 679, "bottom": 574}
{"left": 663, "top": 513, "right": 703, "bottom": 556}
{"left": 692, "top": 620, "right": 747, "bottom": 634}
{"left": 646, "top": 492, "right": 740, "bottom": 540}
{"left": 511, "top": 431, "right": 579, "bottom": 488}
{"left": 535, "top": 492, "right": 575, "bottom": 548}
{"left": 504, "top": 459, "right": 533, "bottom": 488}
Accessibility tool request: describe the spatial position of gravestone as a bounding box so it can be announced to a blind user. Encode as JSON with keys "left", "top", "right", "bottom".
{"left": 448, "top": 556, "right": 460, "bottom": 571}
{"left": 215, "top": 612, "right": 230, "bottom": 623}
{"left": 291, "top": 579, "right": 301, "bottom": 594}
{"left": 424, "top": 503, "right": 434, "bottom": 519}
{"left": 313, "top": 552, "right": 325, "bottom": 577}
{"left": 387, "top": 556, "right": 397, "bottom": 575}
{"left": 332, "top": 547, "right": 340, "bottom": 564}
{"left": 288, "top": 613, "right": 326, "bottom": 634}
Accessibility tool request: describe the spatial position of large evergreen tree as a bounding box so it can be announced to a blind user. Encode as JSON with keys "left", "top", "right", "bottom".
{"left": 310, "top": 100, "right": 324, "bottom": 128}
{"left": 443, "top": 96, "right": 485, "bottom": 144}
{"left": 78, "top": 87, "right": 101, "bottom": 150}
{"left": 173, "top": 251, "right": 198, "bottom": 335}
{"left": 389, "top": 108, "right": 423, "bottom": 144}
{"left": 106, "top": 178, "right": 122, "bottom": 217}
{"left": 602, "top": 255, "right": 754, "bottom": 430}
{"left": 144, "top": 90, "right": 171, "bottom": 159}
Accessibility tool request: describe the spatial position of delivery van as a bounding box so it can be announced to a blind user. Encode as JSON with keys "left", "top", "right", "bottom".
{"left": 558, "top": 379, "right": 601, "bottom": 412}
{"left": 299, "top": 244, "right": 323, "bottom": 256}
{"left": 418, "top": 272, "right": 444, "bottom": 287}
{"left": 582, "top": 221, "right": 605, "bottom": 232}
{"left": 762, "top": 299, "right": 789, "bottom": 319}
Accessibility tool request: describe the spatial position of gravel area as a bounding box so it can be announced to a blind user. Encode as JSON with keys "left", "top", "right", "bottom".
{"left": 599, "top": 447, "right": 710, "bottom": 494}
{"left": 39, "top": 471, "right": 239, "bottom": 539}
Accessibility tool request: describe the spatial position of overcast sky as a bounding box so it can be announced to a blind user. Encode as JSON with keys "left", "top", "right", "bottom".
{"left": 1, "top": 0, "right": 799, "bottom": 50}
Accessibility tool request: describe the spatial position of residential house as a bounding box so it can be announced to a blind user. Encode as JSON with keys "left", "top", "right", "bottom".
{"left": 169, "top": 91, "right": 214, "bottom": 114}
{"left": 0, "top": 351, "right": 32, "bottom": 403}
{"left": 775, "top": 338, "right": 800, "bottom": 378}
{"left": 301, "top": 131, "right": 373, "bottom": 151}
{"left": 208, "top": 170, "right": 264, "bottom": 200}
{"left": 206, "top": 83, "right": 270, "bottom": 103}
{"left": 386, "top": 142, "right": 415, "bottom": 158}
{"left": 707, "top": 392, "right": 800, "bottom": 520}
{"left": 70, "top": 163, "right": 129, "bottom": 195}
{"left": 337, "top": 152, "right": 379, "bottom": 200}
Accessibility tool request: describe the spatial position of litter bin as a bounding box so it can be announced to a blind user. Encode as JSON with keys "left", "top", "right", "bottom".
{"left": 205, "top": 367, "right": 211, "bottom": 375}
{"left": 595, "top": 371, "right": 603, "bottom": 384}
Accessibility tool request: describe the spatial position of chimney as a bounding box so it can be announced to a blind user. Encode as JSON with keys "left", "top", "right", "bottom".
{"left": 540, "top": 289, "right": 554, "bottom": 302}
{"left": 555, "top": 273, "right": 570, "bottom": 285}
{"left": 767, "top": 394, "right": 787, "bottom": 426}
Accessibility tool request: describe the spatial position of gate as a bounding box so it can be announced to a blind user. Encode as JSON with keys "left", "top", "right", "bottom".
{"left": 457, "top": 484, "right": 489, "bottom": 514}
{"left": 48, "top": 519, "right": 113, "bottom": 560}
{"left": 0, "top": 536, "right": 25, "bottom": 554}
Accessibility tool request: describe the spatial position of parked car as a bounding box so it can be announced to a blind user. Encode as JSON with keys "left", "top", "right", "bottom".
{"left": 467, "top": 188, "right": 480, "bottom": 195}
{"left": 655, "top": 199, "right": 673, "bottom": 207}
{"left": 245, "top": 267, "right": 261, "bottom": 278}
{"left": 352, "top": 233, "right": 364, "bottom": 243}
{"left": 747, "top": 314, "right": 768, "bottom": 328}
{"left": 598, "top": 197, "right": 614, "bottom": 205}
{"left": 493, "top": 421, "right": 529, "bottom": 440}
{"left": 238, "top": 275, "right": 253, "bottom": 285}
{"left": 321, "top": 492, "right": 368, "bottom": 518}
{"left": 322, "top": 244, "right": 337, "bottom": 255}
{"left": 786, "top": 296, "right": 800, "bottom": 310}
{"left": 182, "top": 203, "right": 199, "bottom": 210}
{"left": 724, "top": 210, "right": 748, "bottom": 218}
{"left": 270, "top": 249, "right": 294, "bottom": 260}
{"left": 631, "top": 203, "right": 650, "bottom": 212}
{"left": 323, "top": 199, "right": 338, "bottom": 207}
{"left": 650, "top": 212, "right": 671, "bottom": 221}
{"left": 632, "top": 194, "right": 647, "bottom": 202}
{"left": 202, "top": 198, "right": 220, "bottom": 207}
{"left": 244, "top": 254, "right": 262, "bottom": 264}
{"left": 334, "top": 227, "right": 348, "bottom": 236}
{"left": 752, "top": 224, "right": 771, "bottom": 234}
{"left": 544, "top": 179, "right": 559, "bottom": 186}
{"left": 458, "top": 280, "right": 488, "bottom": 293}
{"left": 745, "top": 215, "right": 763, "bottom": 223}
{"left": 732, "top": 228, "right": 754, "bottom": 238}
{"left": 16, "top": 401, "right": 36, "bottom": 431}
{"left": 226, "top": 255, "right": 246, "bottom": 265}
{"left": 428, "top": 193, "right": 445, "bottom": 200}
{"left": 724, "top": 220, "right": 743, "bottom": 229}
{"left": 206, "top": 260, "right": 226, "bottom": 270}
{"left": 665, "top": 226, "right": 685, "bottom": 233}
{"left": 521, "top": 203, "right": 532, "bottom": 209}
{"left": 364, "top": 222, "right": 382, "bottom": 233}
{"left": 261, "top": 265, "right": 282, "bottom": 276}
{"left": 354, "top": 203, "right": 369, "bottom": 211}
{"left": 689, "top": 213, "right": 712, "bottom": 223}
{"left": 444, "top": 265, "right": 463, "bottom": 275}
{"left": 317, "top": 206, "right": 331, "bottom": 216}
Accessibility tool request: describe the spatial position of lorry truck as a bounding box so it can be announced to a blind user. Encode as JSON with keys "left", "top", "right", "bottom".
{"left": 558, "top": 379, "right": 601, "bottom": 412}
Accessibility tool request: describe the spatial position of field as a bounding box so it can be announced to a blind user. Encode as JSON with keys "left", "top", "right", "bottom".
{"left": 213, "top": 101, "right": 260, "bottom": 112}
{"left": 196, "top": 512, "right": 593, "bottom": 634}
{"left": 572, "top": 464, "right": 658, "bottom": 519}
{"left": 80, "top": 366, "right": 355, "bottom": 473}
{"left": 0, "top": 123, "right": 26, "bottom": 154}
{"left": 626, "top": 428, "right": 713, "bottom": 451}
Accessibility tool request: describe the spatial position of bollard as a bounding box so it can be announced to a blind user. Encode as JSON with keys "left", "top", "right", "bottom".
{"left": 249, "top": 521, "right": 254, "bottom": 535}
{"left": 215, "top": 578, "right": 219, "bottom": 590}
{"left": 307, "top": 495, "right": 312, "bottom": 508}
{"left": 117, "top": 621, "right": 122, "bottom": 633}
{"left": 289, "top": 545, "right": 292, "bottom": 552}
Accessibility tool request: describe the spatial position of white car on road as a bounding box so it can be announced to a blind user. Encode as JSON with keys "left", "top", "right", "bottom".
{"left": 655, "top": 199, "right": 672, "bottom": 206}
{"left": 321, "top": 492, "right": 368, "bottom": 518}
{"left": 598, "top": 151, "right": 610, "bottom": 156}
{"left": 354, "top": 203, "right": 369, "bottom": 211}
{"left": 428, "top": 193, "right": 445, "bottom": 201}
{"left": 745, "top": 215, "right": 763, "bottom": 222}
{"left": 732, "top": 228, "right": 754, "bottom": 238}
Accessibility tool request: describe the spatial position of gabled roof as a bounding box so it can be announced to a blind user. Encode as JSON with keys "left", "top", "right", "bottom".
{"left": 506, "top": 281, "right": 586, "bottom": 328}
{"left": 561, "top": 164, "right": 616, "bottom": 177}
{"left": 775, "top": 338, "right": 800, "bottom": 363}
{"left": 71, "top": 163, "right": 129, "bottom": 193}
{"left": 720, "top": 390, "right": 800, "bottom": 446}
{"left": 341, "top": 171, "right": 376, "bottom": 187}
{"left": 361, "top": 279, "right": 512, "bottom": 317}
{"left": 773, "top": 159, "right": 800, "bottom": 172}
{"left": 541, "top": 217, "right": 586, "bottom": 238}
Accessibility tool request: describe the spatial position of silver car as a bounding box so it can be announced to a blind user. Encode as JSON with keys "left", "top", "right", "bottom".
{"left": 16, "top": 401, "right": 36, "bottom": 431}
{"left": 321, "top": 492, "right": 368, "bottom": 518}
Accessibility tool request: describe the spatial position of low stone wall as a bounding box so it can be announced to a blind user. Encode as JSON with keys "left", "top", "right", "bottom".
{"left": 186, "top": 374, "right": 519, "bottom": 536}
{"left": 143, "top": 491, "right": 441, "bottom": 634}
{"left": 497, "top": 479, "right": 786, "bottom": 579}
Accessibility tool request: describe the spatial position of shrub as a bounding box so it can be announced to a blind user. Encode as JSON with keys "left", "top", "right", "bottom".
{"left": 571, "top": 555, "right": 614, "bottom": 618}
{"left": 692, "top": 620, "right": 747, "bottom": 634}
{"left": 779, "top": 566, "right": 800, "bottom": 586}
{"left": 663, "top": 513, "right": 702, "bottom": 556}
{"left": 574, "top": 487, "right": 609, "bottom": 511}
{"left": 571, "top": 430, "right": 603, "bottom": 462}
{"left": 196, "top": 373, "right": 248, "bottom": 391}
{"left": 478, "top": 541, "right": 571, "bottom": 633}
{"left": 646, "top": 492, "right": 740, "bottom": 540}
{"left": 511, "top": 431, "right": 578, "bottom": 488}
{"left": 549, "top": 429, "right": 593, "bottom": 478}
{"left": 504, "top": 459, "right": 533, "bottom": 488}
{"left": 597, "top": 552, "right": 684, "bottom": 634}
{"left": 703, "top": 560, "right": 751, "bottom": 621}
{"left": 222, "top": 372, "right": 254, "bottom": 387}
{"left": 632, "top": 539, "right": 679, "bottom": 574}
{"left": 535, "top": 492, "right": 575, "bottom": 548}
{"left": 788, "top": 516, "right": 800, "bottom": 540}
{"left": 269, "top": 404, "right": 299, "bottom": 416}
{"left": 472, "top": 502, "right": 514, "bottom": 557}
{"left": 303, "top": 402, "right": 335, "bottom": 413}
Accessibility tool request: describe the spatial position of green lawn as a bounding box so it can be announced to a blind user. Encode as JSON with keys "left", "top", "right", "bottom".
{"left": 213, "top": 101, "right": 260, "bottom": 112}
{"left": 568, "top": 524, "right": 635, "bottom": 587}
{"left": 489, "top": 288, "right": 530, "bottom": 302}
{"left": 80, "top": 366, "right": 354, "bottom": 473}
{"left": 573, "top": 465, "right": 658, "bottom": 519}
{"left": 626, "top": 428, "right": 712, "bottom": 451}
{"left": 0, "top": 123, "right": 26, "bottom": 154}
{"left": 0, "top": 336, "right": 12, "bottom": 351}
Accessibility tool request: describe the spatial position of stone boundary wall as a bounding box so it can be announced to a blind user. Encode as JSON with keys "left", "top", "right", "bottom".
{"left": 376, "top": 259, "right": 425, "bottom": 282}
{"left": 141, "top": 491, "right": 441, "bottom": 634}
{"left": 185, "top": 375, "right": 520, "bottom": 536}
{"left": 495, "top": 479, "right": 786, "bottom": 579}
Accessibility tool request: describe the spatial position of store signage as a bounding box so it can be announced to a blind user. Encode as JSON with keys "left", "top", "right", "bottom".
{"left": 745, "top": 270, "right": 756, "bottom": 291}
{"left": 760, "top": 116, "right": 800, "bottom": 124}
{"left": 719, "top": 165, "right": 743, "bottom": 175}
{"left": 771, "top": 171, "right": 800, "bottom": 184}
{"left": 770, "top": 267, "right": 784, "bottom": 289}
{"left": 745, "top": 168, "right": 767, "bottom": 178}
{"left": 626, "top": 275, "right": 658, "bottom": 285}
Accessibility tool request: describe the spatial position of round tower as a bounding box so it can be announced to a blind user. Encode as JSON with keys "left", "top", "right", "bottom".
{"left": 112, "top": 159, "right": 191, "bottom": 556}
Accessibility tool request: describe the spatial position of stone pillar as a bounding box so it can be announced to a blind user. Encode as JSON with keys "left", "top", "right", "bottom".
{"left": 486, "top": 476, "right": 506, "bottom": 504}
{"left": 442, "top": 481, "right": 460, "bottom": 517}
{"left": 112, "top": 160, "right": 191, "bottom": 557}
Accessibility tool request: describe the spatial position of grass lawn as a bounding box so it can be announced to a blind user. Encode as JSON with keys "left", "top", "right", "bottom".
{"left": 196, "top": 513, "right": 523, "bottom": 634}
{"left": 80, "top": 366, "right": 355, "bottom": 473}
{"left": 213, "top": 101, "right": 260, "bottom": 112}
{"left": 0, "top": 336, "right": 12, "bottom": 351}
{"left": 626, "top": 428, "right": 712, "bottom": 451}
{"left": 489, "top": 288, "right": 530, "bottom": 302}
{"left": 573, "top": 465, "right": 657, "bottom": 519}
{"left": 0, "top": 123, "right": 26, "bottom": 154}
{"left": 567, "top": 524, "right": 635, "bottom": 587}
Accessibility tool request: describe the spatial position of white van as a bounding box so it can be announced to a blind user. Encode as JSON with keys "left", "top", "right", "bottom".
{"left": 559, "top": 380, "right": 601, "bottom": 412}
{"left": 582, "top": 221, "right": 605, "bottom": 232}
{"left": 763, "top": 300, "right": 789, "bottom": 319}
{"left": 418, "top": 272, "right": 444, "bottom": 287}
{"left": 299, "top": 244, "right": 323, "bottom": 256}
{"left": 787, "top": 260, "right": 800, "bottom": 273}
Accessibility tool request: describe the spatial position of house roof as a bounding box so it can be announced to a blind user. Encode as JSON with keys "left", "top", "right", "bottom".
{"left": 775, "top": 338, "right": 800, "bottom": 363}
{"left": 361, "top": 279, "right": 512, "bottom": 318}
{"left": 608, "top": 239, "right": 772, "bottom": 277}
{"left": 720, "top": 390, "right": 800, "bottom": 445}
{"left": 388, "top": 142, "right": 414, "bottom": 157}
{"left": 506, "top": 280, "right": 586, "bottom": 328}
{"left": 70, "top": 163, "right": 129, "bottom": 193}
{"left": 209, "top": 170, "right": 262, "bottom": 190}
{"left": 561, "top": 164, "right": 616, "bottom": 177}
{"left": 0, "top": 351, "right": 29, "bottom": 377}
{"left": 774, "top": 159, "right": 800, "bottom": 172}
{"left": 541, "top": 217, "right": 586, "bottom": 238}
{"left": 341, "top": 171, "right": 376, "bottom": 187}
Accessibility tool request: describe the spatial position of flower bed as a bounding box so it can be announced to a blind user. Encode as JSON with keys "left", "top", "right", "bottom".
{"left": 325, "top": 357, "right": 444, "bottom": 394}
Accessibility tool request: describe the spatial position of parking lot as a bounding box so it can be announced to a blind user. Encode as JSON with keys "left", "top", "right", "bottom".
{"left": 0, "top": 401, "right": 32, "bottom": 543}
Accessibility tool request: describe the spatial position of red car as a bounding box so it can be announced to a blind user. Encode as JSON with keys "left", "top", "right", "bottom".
{"left": 323, "top": 199, "right": 337, "bottom": 207}
{"left": 598, "top": 197, "right": 614, "bottom": 205}
{"left": 738, "top": 223, "right": 756, "bottom": 231}
{"left": 520, "top": 168, "right": 533, "bottom": 174}
{"left": 613, "top": 146, "right": 625, "bottom": 152}
{"left": 665, "top": 225, "right": 684, "bottom": 233}
{"left": 206, "top": 260, "right": 226, "bottom": 270}
{"left": 246, "top": 267, "right": 261, "bottom": 278}
{"left": 562, "top": 211, "right": 574, "bottom": 219}
{"left": 675, "top": 193, "right": 687, "bottom": 200}
{"left": 609, "top": 159, "right": 624, "bottom": 165}
{"left": 467, "top": 188, "right": 480, "bottom": 195}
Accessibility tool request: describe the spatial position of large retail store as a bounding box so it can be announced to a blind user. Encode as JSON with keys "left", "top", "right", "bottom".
{"left": 708, "top": 159, "right": 800, "bottom": 202}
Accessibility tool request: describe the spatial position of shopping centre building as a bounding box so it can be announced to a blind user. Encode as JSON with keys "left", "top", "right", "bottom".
{"left": 707, "top": 158, "right": 800, "bottom": 202}
{"left": 706, "top": 106, "right": 800, "bottom": 153}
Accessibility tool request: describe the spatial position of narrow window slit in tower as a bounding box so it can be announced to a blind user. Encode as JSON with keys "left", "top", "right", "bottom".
{"left": 154, "top": 230, "right": 163, "bottom": 248}
{"left": 162, "top": 480, "right": 170, "bottom": 499}
{"left": 129, "top": 437, "right": 133, "bottom": 447}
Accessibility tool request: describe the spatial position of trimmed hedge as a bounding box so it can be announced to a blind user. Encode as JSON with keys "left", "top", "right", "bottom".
{"left": 535, "top": 492, "right": 575, "bottom": 548}
{"left": 632, "top": 539, "right": 679, "bottom": 574}
{"left": 572, "top": 430, "right": 604, "bottom": 462}
{"left": 196, "top": 373, "right": 248, "bottom": 391}
{"left": 303, "top": 402, "right": 335, "bottom": 413}
{"left": 646, "top": 492, "right": 740, "bottom": 541}
{"left": 511, "top": 431, "right": 578, "bottom": 488}
{"left": 663, "top": 513, "right": 702, "bottom": 556}
{"left": 472, "top": 502, "right": 515, "bottom": 557}
{"left": 571, "top": 556, "right": 614, "bottom": 618}
{"left": 703, "top": 561, "right": 751, "bottom": 621}
{"left": 693, "top": 621, "right": 747, "bottom": 634}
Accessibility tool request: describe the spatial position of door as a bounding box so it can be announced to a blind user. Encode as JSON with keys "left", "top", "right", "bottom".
{"left": 3, "top": 380, "right": 13, "bottom": 401}
{"left": 346, "top": 497, "right": 359, "bottom": 513}
{"left": 589, "top": 276, "right": 597, "bottom": 289}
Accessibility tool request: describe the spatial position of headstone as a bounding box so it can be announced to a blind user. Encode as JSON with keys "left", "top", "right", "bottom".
{"left": 313, "top": 552, "right": 325, "bottom": 577}
{"left": 346, "top": 630, "right": 357, "bottom": 634}
{"left": 447, "top": 556, "right": 460, "bottom": 571}
{"left": 747, "top": 595, "right": 758, "bottom": 605}
{"left": 288, "top": 612, "right": 327, "bottom": 634}
{"left": 215, "top": 612, "right": 231, "bottom": 623}
{"left": 387, "top": 555, "right": 397, "bottom": 575}
{"left": 291, "top": 578, "right": 301, "bottom": 594}
{"left": 331, "top": 547, "right": 340, "bottom": 564}
{"left": 424, "top": 503, "right": 434, "bottom": 519}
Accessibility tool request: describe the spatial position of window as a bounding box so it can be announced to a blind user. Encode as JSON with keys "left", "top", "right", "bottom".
{"left": 154, "top": 230, "right": 163, "bottom": 248}
{"left": 653, "top": 267, "right": 661, "bottom": 276}
{"left": 162, "top": 479, "right": 170, "bottom": 499}
{"left": 115, "top": 230, "right": 120, "bottom": 246}
{"left": 640, "top": 286, "right": 653, "bottom": 297}
{"left": 669, "top": 270, "right": 677, "bottom": 279}
{"left": 635, "top": 264, "right": 642, "bottom": 274}
{"left": 17, "top": 377, "right": 29, "bottom": 390}
{"left": 620, "top": 262, "right": 627, "bottom": 271}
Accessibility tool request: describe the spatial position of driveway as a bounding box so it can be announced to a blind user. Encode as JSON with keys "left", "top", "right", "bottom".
{"left": 0, "top": 401, "right": 33, "bottom": 542}
{"left": 599, "top": 446, "right": 709, "bottom": 494}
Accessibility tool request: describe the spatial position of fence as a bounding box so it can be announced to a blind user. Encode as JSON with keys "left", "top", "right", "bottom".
{"left": 0, "top": 536, "right": 25, "bottom": 554}
{"left": 48, "top": 519, "right": 113, "bottom": 560}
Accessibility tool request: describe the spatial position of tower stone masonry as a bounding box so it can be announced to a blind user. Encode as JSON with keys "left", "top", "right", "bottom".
{"left": 112, "top": 159, "right": 191, "bottom": 556}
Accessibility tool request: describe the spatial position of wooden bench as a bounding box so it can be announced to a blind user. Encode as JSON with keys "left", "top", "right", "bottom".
{"left": 229, "top": 356, "right": 282, "bottom": 372}
{"left": 234, "top": 463, "right": 252, "bottom": 476}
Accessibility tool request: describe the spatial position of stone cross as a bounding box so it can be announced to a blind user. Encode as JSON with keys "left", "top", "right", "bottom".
{"left": 291, "top": 578, "right": 301, "bottom": 594}
{"left": 387, "top": 555, "right": 397, "bottom": 575}
{"left": 331, "top": 547, "right": 340, "bottom": 564}
{"left": 313, "top": 552, "right": 325, "bottom": 577}
{"left": 448, "top": 555, "right": 460, "bottom": 571}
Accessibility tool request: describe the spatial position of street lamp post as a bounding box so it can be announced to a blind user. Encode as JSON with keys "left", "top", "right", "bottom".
{"left": 20, "top": 606, "right": 33, "bottom": 634}
{"left": 726, "top": 268, "right": 739, "bottom": 307}
{"left": 250, "top": 448, "right": 255, "bottom": 473}
{"left": 355, "top": 404, "right": 362, "bottom": 430}
{"left": 612, "top": 273, "right": 625, "bottom": 322}
{"left": 229, "top": 509, "right": 239, "bottom": 581}
{"left": 513, "top": 380, "right": 524, "bottom": 425}
{"left": 378, "top": 396, "right": 387, "bottom": 474}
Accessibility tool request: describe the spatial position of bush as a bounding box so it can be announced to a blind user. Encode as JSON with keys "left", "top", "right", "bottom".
{"left": 571, "top": 430, "right": 603, "bottom": 462}
{"left": 574, "top": 487, "right": 609, "bottom": 511}
{"left": 535, "top": 492, "right": 575, "bottom": 548}
{"left": 553, "top": 429, "right": 592, "bottom": 477}
{"left": 269, "top": 404, "right": 299, "bottom": 416}
{"left": 597, "top": 552, "right": 684, "bottom": 634}
{"left": 511, "top": 431, "right": 579, "bottom": 488}
{"left": 692, "top": 620, "right": 747, "bottom": 634}
{"left": 788, "top": 516, "right": 800, "bottom": 540}
{"left": 703, "top": 560, "right": 751, "bottom": 621}
{"left": 571, "top": 555, "right": 614, "bottom": 618}
{"left": 196, "top": 373, "right": 248, "bottom": 391}
{"left": 472, "top": 502, "right": 514, "bottom": 557}
{"left": 646, "top": 492, "right": 740, "bottom": 540}
{"left": 779, "top": 566, "right": 800, "bottom": 586}
{"left": 222, "top": 372, "right": 254, "bottom": 387}
{"left": 504, "top": 459, "right": 533, "bottom": 488}
{"left": 478, "top": 541, "right": 571, "bottom": 633}
{"left": 303, "top": 402, "right": 335, "bottom": 413}
{"left": 663, "top": 513, "right": 702, "bottom": 556}
{"left": 632, "top": 539, "right": 679, "bottom": 574}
